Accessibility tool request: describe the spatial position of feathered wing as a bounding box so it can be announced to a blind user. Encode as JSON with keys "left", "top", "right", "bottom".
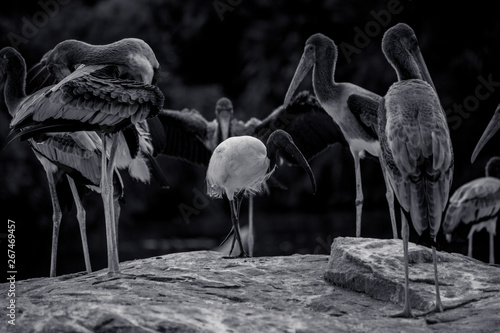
{"left": 9, "top": 65, "right": 164, "bottom": 141}
{"left": 254, "top": 91, "right": 347, "bottom": 162}
{"left": 155, "top": 109, "right": 213, "bottom": 166}
{"left": 347, "top": 93, "right": 380, "bottom": 140}
{"left": 443, "top": 177, "right": 500, "bottom": 233}
{"left": 380, "top": 80, "right": 454, "bottom": 239}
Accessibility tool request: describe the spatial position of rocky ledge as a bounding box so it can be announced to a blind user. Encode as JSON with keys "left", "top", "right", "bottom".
{"left": 1, "top": 237, "right": 499, "bottom": 332}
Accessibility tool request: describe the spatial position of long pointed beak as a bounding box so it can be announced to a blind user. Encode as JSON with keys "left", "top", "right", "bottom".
{"left": 471, "top": 105, "right": 500, "bottom": 163}
{"left": 284, "top": 52, "right": 314, "bottom": 106}
{"left": 414, "top": 47, "right": 437, "bottom": 93}
{"left": 266, "top": 130, "right": 317, "bottom": 194}
{"left": 217, "top": 111, "right": 232, "bottom": 142}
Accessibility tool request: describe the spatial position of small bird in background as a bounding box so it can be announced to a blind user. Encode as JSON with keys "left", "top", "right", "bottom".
{"left": 443, "top": 157, "right": 500, "bottom": 264}
{"left": 206, "top": 130, "right": 317, "bottom": 258}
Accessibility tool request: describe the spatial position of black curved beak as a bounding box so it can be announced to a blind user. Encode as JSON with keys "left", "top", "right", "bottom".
{"left": 266, "top": 129, "right": 317, "bottom": 194}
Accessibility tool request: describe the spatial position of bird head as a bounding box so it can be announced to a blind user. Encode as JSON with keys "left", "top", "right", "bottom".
{"left": 0, "top": 47, "right": 25, "bottom": 80}
{"left": 382, "top": 23, "right": 436, "bottom": 91}
{"left": 284, "top": 33, "right": 337, "bottom": 106}
{"left": 215, "top": 97, "right": 234, "bottom": 141}
{"left": 265, "top": 129, "right": 317, "bottom": 194}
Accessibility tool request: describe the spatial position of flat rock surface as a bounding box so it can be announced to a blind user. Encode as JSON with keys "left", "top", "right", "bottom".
{"left": 1, "top": 238, "right": 499, "bottom": 332}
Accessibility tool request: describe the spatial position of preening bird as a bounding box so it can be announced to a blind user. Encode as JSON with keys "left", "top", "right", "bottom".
{"left": 153, "top": 91, "right": 346, "bottom": 255}
{"left": 369, "top": 23, "right": 453, "bottom": 317}
{"left": 1, "top": 47, "right": 123, "bottom": 277}
{"left": 206, "top": 130, "right": 317, "bottom": 258}
{"left": 6, "top": 39, "right": 164, "bottom": 276}
{"left": 443, "top": 157, "right": 500, "bottom": 264}
{"left": 284, "top": 32, "right": 398, "bottom": 239}
{"left": 471, "top": 104, "right": 500, "bottom": 163}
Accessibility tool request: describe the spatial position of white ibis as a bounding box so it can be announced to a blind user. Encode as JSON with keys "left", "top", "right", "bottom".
{"left": 284, "top": 33, "right": 398, "bottom": 239}
{"left": 206, "top": 129, "right": 317, "bottom": 257}
{"left": 154, "top": 91, "right": 346, "bottom": 255}
{"left": 443, "top": 156, "right": 500, "bottom": 264}
{"left": 6, "top": 40, "right": 164, "bottom": 276}
{"left": 471, "top": 104, "right": 500, "bottom": 163}
{"left": 375, "top": 23, "right": 453, "bottom": 317}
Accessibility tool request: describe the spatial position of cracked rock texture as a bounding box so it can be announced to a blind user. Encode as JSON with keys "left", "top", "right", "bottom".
{"left": 2, "top": 237, "right": 499, "bottom": 332}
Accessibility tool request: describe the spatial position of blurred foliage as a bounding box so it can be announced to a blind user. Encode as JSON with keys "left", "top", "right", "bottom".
{"left": 1, "top": 0, "right": 499, "bottom": 278}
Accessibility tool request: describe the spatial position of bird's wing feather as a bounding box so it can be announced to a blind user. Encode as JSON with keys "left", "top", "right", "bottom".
{"left": 155, "top": 109, "right": 213, "bottom": 166}
{"left": 9, "top": 65, "right": 164, "bottom": 139}
{"left": 382, "top": 80, "right": 453, "bottom": 237}
{"left": 254, "top": 91, "right": 347, "bottom": 162}
{"left": 347, "top": 93, "right": 380, "bottom": 140}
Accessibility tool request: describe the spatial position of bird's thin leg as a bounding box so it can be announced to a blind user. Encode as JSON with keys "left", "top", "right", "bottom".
{"left": 101, "top": 134, "right": 119, "bottom": 275}
{"left": 489, "top": 226, "right": 495, "bottom": 264}
{"left": 379, "top": 161, "right": 398, "bottom": 239}
{"left": 219, "top": 226, "right": 235, "bottom": 247}
{"left": 467, "top": 226, "right": 475, "bottom": 258}
{"left": 233, "top": 194, "right": 247, "bottom": 258}
{"left": 107, "top": 134, "right": 120, "bottom": 274}
{"left": 46, "top": 171, "right": 62, "bottom": 278}
{"left": 226, "top": 200, "right": 238, "bottom": 257}
{"left": 392, "top": 210, "right": 413, "bottom": 318}
{"left": 431, "top": 246, "right": 444, "bottom": 312}
{"left": 224, "top": 195, "right": 248, "bottom": 259}
{"left": 66, "top": 175, "right": 92, "bottom": 274}
{"left": 248, "top": 194, "right": 254, "bottom": 257}
{"left": 352, "top": 150, "right": 363, "bottom": 238}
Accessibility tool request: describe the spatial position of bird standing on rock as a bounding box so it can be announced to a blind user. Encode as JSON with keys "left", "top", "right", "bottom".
{"left": 368, "top": 23, "right": 453, "bottom": 317}
{"left": 7, "top": 38, "right": 165, "bottom": 276}
{"left": 206, "top": 130, "right": 317, "bottom": 258}
{"left": 443, "top": 156, "right": 500, "bottom": 264}
{"left": 284, "top": 32, "right": 398, "bottom": 239}
{"left": 154, "top": 91, "right": 345, "bottom": 256}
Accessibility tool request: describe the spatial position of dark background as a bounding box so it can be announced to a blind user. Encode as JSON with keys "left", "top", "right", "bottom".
{"left": 1, "top": 0, "right": 499, "bottom": 279}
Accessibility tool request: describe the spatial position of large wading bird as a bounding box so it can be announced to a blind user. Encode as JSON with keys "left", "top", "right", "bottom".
{"left": 284, "top": 33, "right": 398, "bottom": 239}
{"left": 350, "top": 23, "right": 453, "bottom": 317}
{"left": 206, "top": 130, "right": 317, "bottom": 258}
{"left": 153, "top": 91, "right": 346, "bottom": 256}
{"left": 471, "top": 104, "right": 500, "bottom": 163}
{"left": 443, "top": 156, "right": 500, "bottom": 264}
{"left": 7, "top": 39, "right": 164, "bottom": 276}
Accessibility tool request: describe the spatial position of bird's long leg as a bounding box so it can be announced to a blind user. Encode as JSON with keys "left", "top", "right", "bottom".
{"left": 352, "top": 150, "right": 363, "bottom": 238}
{"left": 107, "top": 134, "right": 120, "bottom": 274}
{"left": 66, "top": 176, "right": 92, "bottom": 274}
{"left": 489, "top": 219, "right": 496, "bottom": 264}
{"left": 100, "top": 133, "right": 120, "bottom": 275}
{"left": 46, "top": 170, "right": 62, "bottom": 278}
{"left": 233, "top": 194, "right": 247, "bottom": 258}
{"left": 431, "top": 246, "right": 444, "bottom": 312}
{"left": 467, "top": 225, "right": 476, "bottom": 258}
{"left": 248, "top": 194, "right": 254, "bottom": 257}
{"left": 226, "top": 200, "right": 238, "bottom": 257}
{"left": 380, "top": 161, "right": 398, "bottom": 239}
{"left": 392, "top": 210, "right": 413, "bottom": 318}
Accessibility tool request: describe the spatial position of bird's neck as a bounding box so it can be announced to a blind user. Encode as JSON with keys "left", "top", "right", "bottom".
{"left": 4, "top": 55, "right": 27, "bottom": 116}
{"left": 312, "top": 49, "right": 341, "bottom": 103}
